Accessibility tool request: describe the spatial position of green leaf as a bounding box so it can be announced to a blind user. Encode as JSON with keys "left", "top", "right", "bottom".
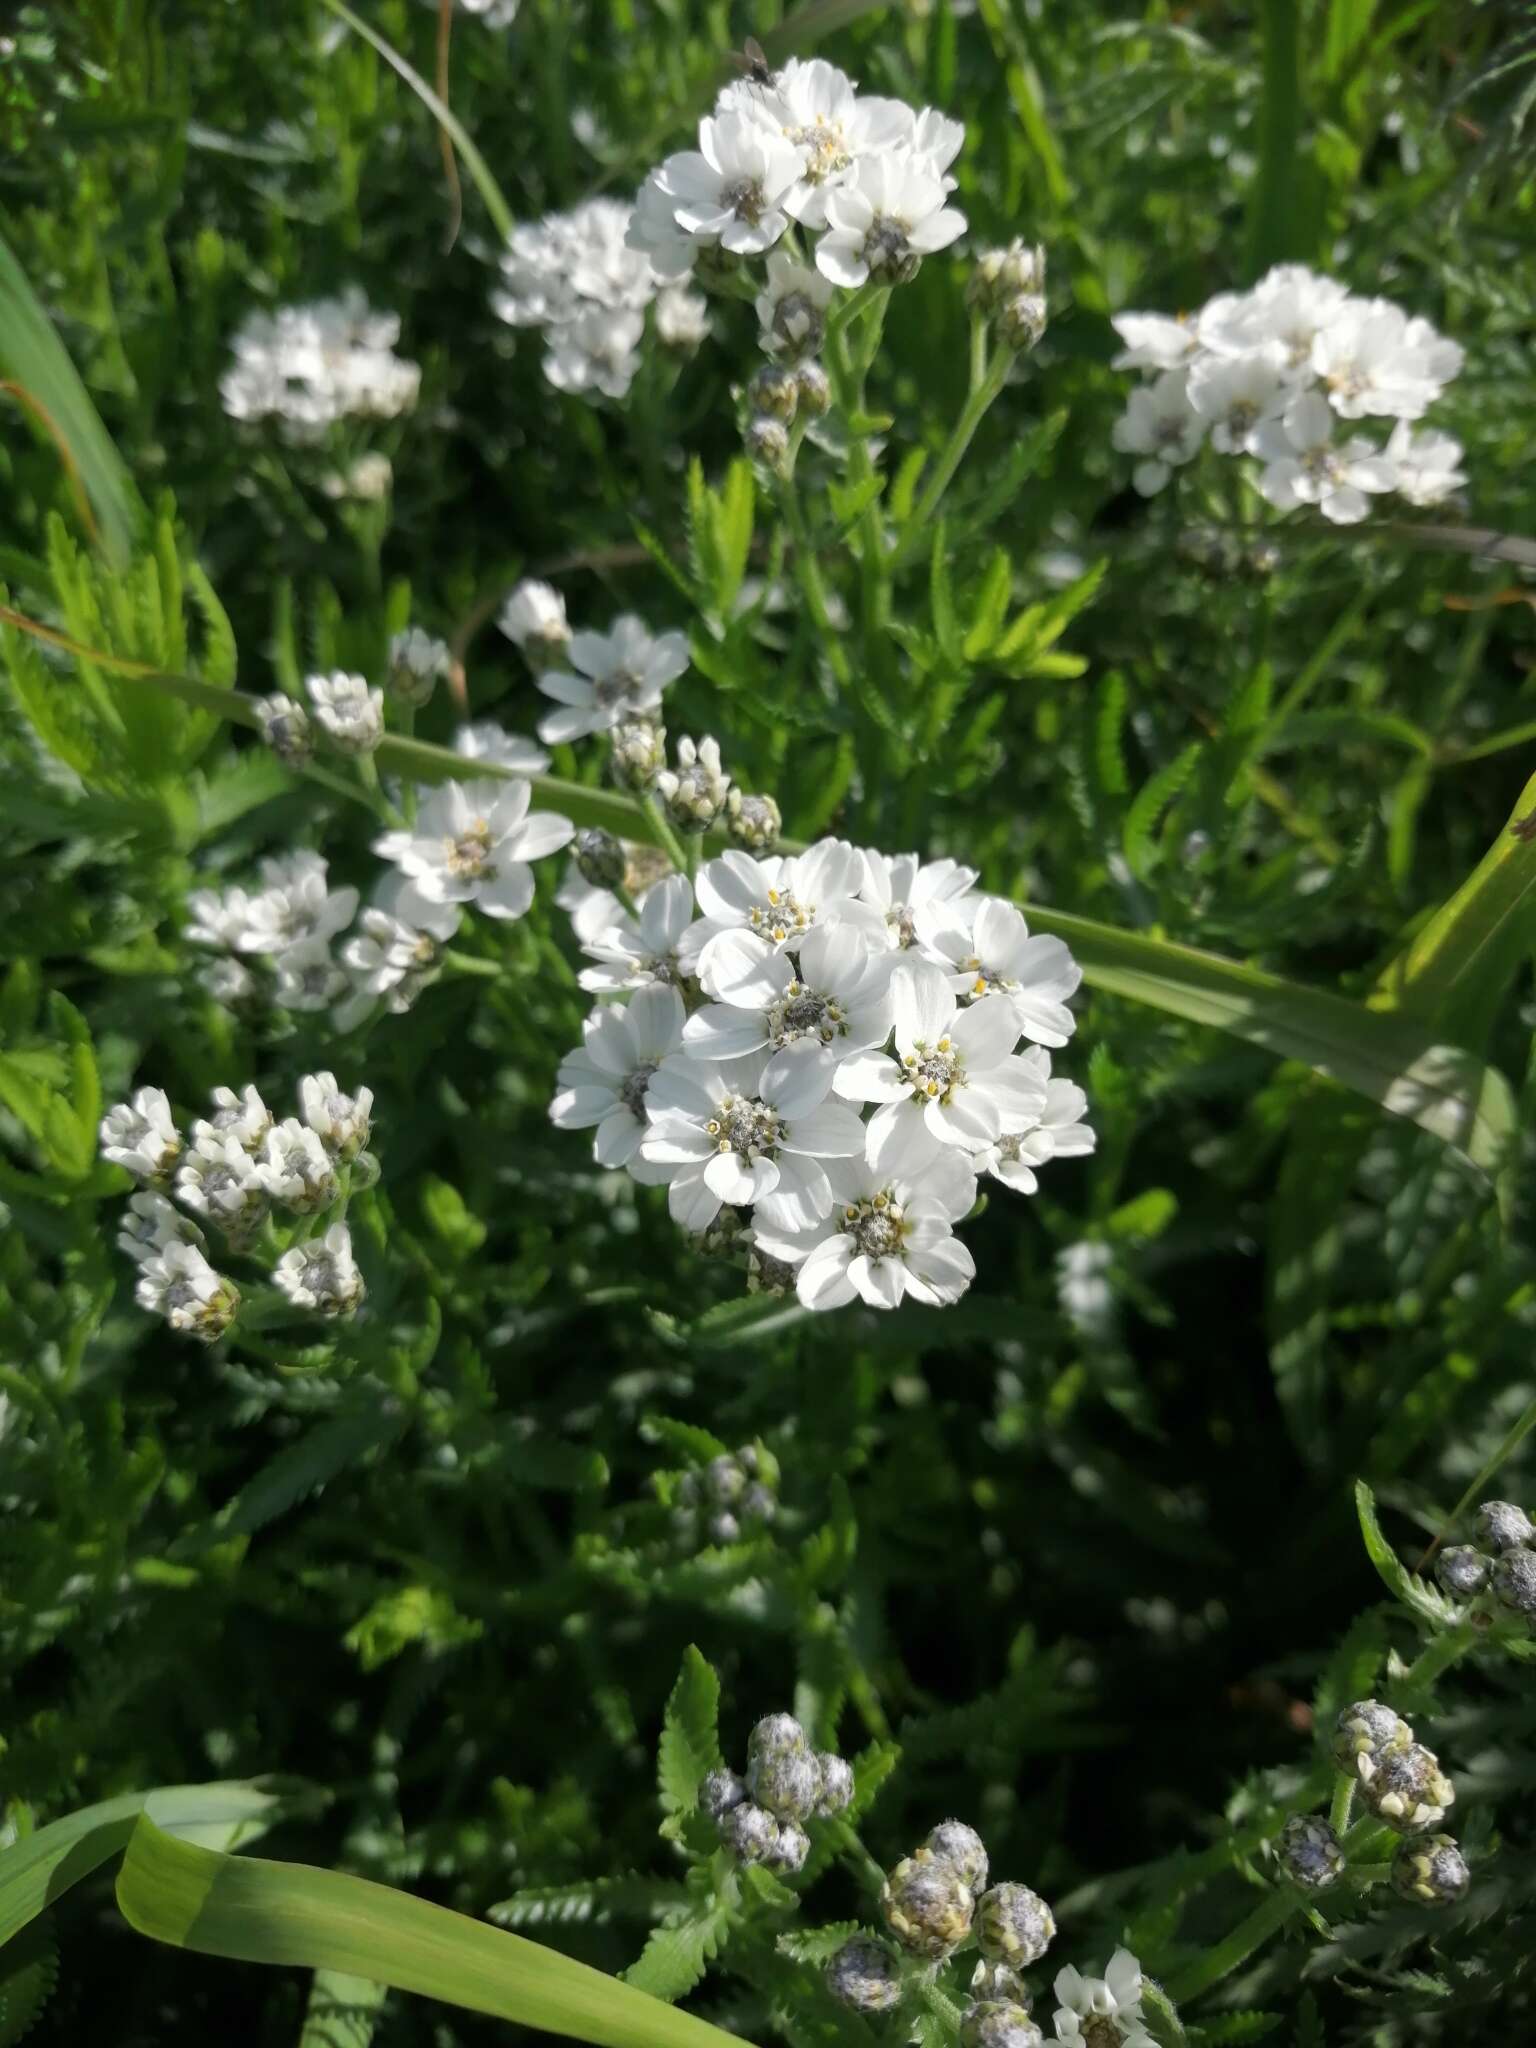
{"left": 776, "top": 1923, "right": 864, "bottom": 1965}
{"left": 1194, "top": 2015, "right": 1281, "bottom": 2045}
{"left": 656, "top": 1648, "right": 722, "bottom": 1820}
{"left": 1353, "top": 1481, "right": 1454, "bottom": 1628}
{"left": 114, "top": 1817, "right": 744, "bottom": 2048}
{"left": 1124, "top": 744, "right": 1203, "bottom": 881}
{"left": 210, "top": 1399, "right": 408, "bottom": 1542}
{"left": 0, "top": 1920, "right": 56, "bottom": 2048}
{"left": 930, "top": 520, "right": 961, "bottom": 665}
{"left": 621, "top": 1906, "right": 729, "bottom": 2004}
{"left": 298, "top": 1969, "right": 387, "bottom": 2048}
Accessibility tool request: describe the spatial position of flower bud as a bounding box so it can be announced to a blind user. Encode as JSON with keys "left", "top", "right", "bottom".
{"left": 1278, "top": 1815, "right": 1343, "bottom": 1891}
{"left": 1391, "top": 1832, "right": 1470, "bottom": 1907}
{"left": 998, "top": 293, "right": 1046, "bottom": 352}
{"left": 707, "top": 1510, "right": 741, "bottom": 1546}
{"left": 749, "top": 364, "right": 800, "bottom": 422}
{"left": 795, "top": 361, "right": 831, "bottom": 417}
{"left": 748, "top": 1247, "right": 796, "bottom": 1295}
{"left": 574, "top": 828, "right": 628, "bottom": 891}
{"left": 727, "top": 790, "right": 783, "bottom": 853}
{"left": 701, "top": 1767, "right": 745, "bottom": 1821}
{"left": 961, "top": 2003, "right": 1043, "bottom": 2048}
{"left": 1436, "top": 1545, "right": 1491, "bottom": 1599}
{"left": 307, "top": 671, "right": 384, "bottom": 756}
{"left": 1477, "top": 1500, "right": 1533, "bottom": 1553}
{"left": 968, "top": 241, "right": 1046, "bottom": 313}
{"left": 1492, "top": 1545, "right": 1536, "bottom": 1621}
{"left": 920, "top": 1820, "right": 989, "bottom": 1896}
{"left": 387, "top": 627, "right": 449, "bottom": 708}
{"left": 749, "top": 1741, "right": 821, "bottom": 1823}
{"left": 655, "top": 735, "right": 731, "bottom": 833}
{"left": 974, "top": 1883, "right": 1055, "bottom": 1969}
{"left": 722, "top": 1801, "right": 780, "bottom": 1864}
{"left": 1356, "top": 1742, "right": 1454, "bottom": 1833}
{"left": 767, "top": 1820, "right": 810, "bottom": 1874}
{"left": 825, "top": 1936, "right": 902, "bottom": 2014}
{"left": 814, "top": 1753, "right": 854, "bottom": 1816}
{"left": 705, "top": 1455, "right": 746, "bottom": 1506}
{"left": 255, "top": 692, "right": 314, "bottom": 768}
{"left": 609, "top": 716, "right": 666, "bottom": 792}
{"left": 1331, "top": 1699, "right": 1410, "bottom": 1772}
{"left": 970, "top": 1963, "right": 1027, "bottom": 2005}
{"left": 745, "top": 414, "right": 790, "bottom": 469}
{"left": 742, "top": 1482, "right": 778, "bottom": 1525}
{"left": 882, "top": 1855, "right": 975, "bottom": 1960}
{"left": 749, "top": 1712, "right": 807, "bottom": 1761}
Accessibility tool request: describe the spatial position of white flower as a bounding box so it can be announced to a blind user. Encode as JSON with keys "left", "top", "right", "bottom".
{"left": 197, "top": 956, "right": 259, "bottom": 1007}
{"left": 1201, "top": 264, "right": 1350, "bottom": 370}
{"left": 323, "top": 452, "right": 393, "bottom": 502}
{"left": 928, "top": 897, "right": 1082, "bottom": 1047}
{"left": 627, "top": 168, "right": 699, "bottom": 280}
{"left": 273, "top": 1222, "right": 366, "bottom": 1316}
{"left": 1111, "top": 368, "right": 1204, "bottom": 495}
{"left": 119, "top": 1190, "right": 203, "bottom": 1265}
{"left": 273, "top": 936, "right": 350, "bottom": 1012}
{"left": 654, "top": 734, "right": 732, "bottom": 832}
{"left": 545, "top": 303, "right": 647, "bottom": 399}
{"left": 496, "top": 199, "right": 655, "bottom": 331}
{"left": 338, "top": 877, "right": 460, "bottom": 1022}
{"left": 255, "top": 1119, "right": 341, "bottom": 1214}
{"left": 682, "top": 921, "right": 894, "bottom": 1064}
{"left": 175, "top": 1131, "right": 269, "bottom": 1238}
{"left": 374, "top": 777, "right": 573, "bottom": 919}
{"left": 185, "top": 885, "right": 256, "bottom": 950}
{"left": 254, "top": 692, "right": 313, "bottom": 766}
{"left": 833, "top": 960, "right": 1048, "bottom": 1174}
{"left": 388, "top": 627, "right": 449, "bottom": 707}
{"left": 577, "top": 872, "right": 699, "bottom": 994}
{"left": 975, "top": 1049, "right": 1094, "bottom": 1194}
{"left": 300, "top": 1072, "right": 373, "bottom": 1161}
{"left": 220, "top": 289, "right": 419, "bottom": 439}
{"left": 1256, "top": 392, "right": 1397, "bottom": 524}
{"left": 1186, "top": 346, "right": 1287, "bottom": 454}
{"left": 1384, "top": 420, "right": 1466, "bottom": 506}
{"left": 1110, "top": 311, "right": 1201, "bottom": 371}
{"left": 654, "top": 283, "right": 711, "bottom": 349}
{"left": 1058, "top": 1239, "right": 1116, "bottom": 1341}
{"left": 744, "top": 58, "right": 915, "bottom": 228}
{"left": 454, "top": 721, "right": 549, "bottom": 776}
{"left": 192, "top": 1084, "right": 272, "bottom": 1154}
{"left": 498, "top": 579, "right": 571, "bottom": 665}
{"left": 536, "top": 615, "right": 689, "bottom": 745}
{"left": 551, "top": 984, "right": 687, "bottom": 1179}
{"left": 306, "top": 671, "right": 384, "bottom": 756}
{"left": 857, "top": 850, "right": 978, "bottom": 958}
{"left": 816, "top": 150, "right": 965, "bottom": 287}
{"left": 754, "top": 1149, "right": 978, "bottom": 1312}
{"left": 641, "top": 1044, "right": 867, "bottom": 1234}
{"left": 100, "top": 1087, "right": 180, "bottom": 1182}
{"left": 135, "top": 1242, "right": 239, "bottom": 1343}
{"left": 650, "top": 112, "right": 805, "bottom": 258}
{"left": 1052, "top": 1949, "right": 1154, "bottom": 2048}
{"left": 755, "top": 251, "right": 835, "bottom": 358}
{"left": 1311, "top": 298, "right": 1463, "bottom": 420}
{"left": 690, "top": 839, "right": 880, "bottom": 988}
{"left": 234, "top": 852, "right": 359, "bottom": 955}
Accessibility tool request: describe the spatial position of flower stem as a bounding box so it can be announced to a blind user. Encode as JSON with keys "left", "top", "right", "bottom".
{"left": 641, "top": 794, "right": 690, "bottom": 876}
{"left": 895, "top": 344, "right": 1015, "bottom": 565}
{"left": 1163, "top": 1884, "right": 1302, "bottom": 2005}
{"left": 1401, "top": 1618, "right": 1479, "bottom": 1691}
{"left": 1328, "top": 1773, "right": 1354, "bottom": 1837}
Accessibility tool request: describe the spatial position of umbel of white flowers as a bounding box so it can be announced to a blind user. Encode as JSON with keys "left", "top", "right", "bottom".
{"left": 1109, "top": 263, "right": 1466, "bottom": 523}
{"left": 102, "top": 1075, "right": 376, "bottom": 1342}
{"left": 219, "top": 287, "right": 420, "bottom": 440}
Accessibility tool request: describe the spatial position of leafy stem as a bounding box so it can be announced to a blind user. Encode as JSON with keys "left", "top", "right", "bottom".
{"left": 895, "top": 341, "right": 1016, "bottom": 566}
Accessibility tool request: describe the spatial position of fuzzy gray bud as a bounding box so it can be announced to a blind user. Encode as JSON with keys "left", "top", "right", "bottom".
{"left": 705, "top": 1454, "right": 747, "bottom": 1506}
{"left": 882, "top": 1855, "right": 975, "bottom": 1960}
{"left": 1278, "top": 1815, "right": 1343, "bottom": 1891}
{"left": 255, "top": 692, "right": 314, "bottom": 768}
{"left": 998, "top": 293, "right": 1047, "bottom": 352}
{"left": 814, "top": 1753, "right": 855, "bottom": 1816}
{"left": 921, "top": 1820, "right": 989, "bottom": 1896}
{"left": 1391, "top": 1832, "right": 1470, "bottom": 1907}
{"left": 1356, "top": 1742, "right": 1455, "bottom": 1833}
{"left": 573, "top": 828, "right": 627, "bottom": 890}
{"left": 749, "top": 1742, "right": 821, "bottom": 1823}
{"left": 745, "top": 414, "right": 790, "bottom": 468}
{"left": 975, "top": 1883, "right": 1055, "bottom": 1969}
{"left": 796, "top": 362, "right": 831, "bottom": 417}
{"left": 971, "top": 1963, "right": 1028, "bottom": 2005}
{"left": 727, "top": 791, "right": 782, "bottom": 853}
{"left": 1475, "top": 1500, "right": 1532, "bottom": 1553}
{"left": 722, "top": 1801, "right": 780, "bottom": 1864}
{"left": 1492, "top": 1545, "right": 1536, "bottom": 1621}
{"left": 749, "top": 365, "right": 800, "bottom": 422}
{"left": 766, "top": 1819, "right": 810, "bottom": 1874}
{"left": 707, "top": 1510, "right": 741, "bottom": 1546}
{"left": 1331, "top": 1699, "right": 1410, "bottom": 1772}
{"left": 1436, "top": 1545, "right": 1491, "bottom": 1598}
{"left": 960, "top": 2003, "right": 1043, "bottom": 2048}
{"left": 387, "top": 627, "right": 448, "bottom": 708}
{"left": 825, "top": 1937, "right": 902, "bottom": 2014}
{"left": 741, "top": 1482, "right": 778, "bottom": 1524}
{"left": 701, "top": 1767, "right": 746, "bottom": 1823}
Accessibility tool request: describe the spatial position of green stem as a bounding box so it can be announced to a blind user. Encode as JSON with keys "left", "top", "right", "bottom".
{"left": 1328, "top": 1774, "right": 1354, "bottom": 1836}
{"left": 640, "top": 794, "right": 690, "bottom": 876}
{"left": 440, "top": 949, "right": 503, "bottom": 979}
{"left": 895, "top": 344, "right": 1015, "bottom": 564}
{"left": 1400, "top": 1618, "right": 1478, "bottom": 1691}
{"left": 1347, "top": 1862, "right": 1392, "bottom": 1885}
{"left": 968, "top": 310, "right": 988, "bottom": 392}
{"left": 1163, "top": 1884, "right": 1302, "bottom": 2005}
{"left": 613, "top": 883, "right": 642, "bottom": 921}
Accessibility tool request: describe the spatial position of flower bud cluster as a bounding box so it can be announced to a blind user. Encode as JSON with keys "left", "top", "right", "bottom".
{"left": 102, "top": 1074, "right": 376, "bottom": 1342}
{"left": 1431, "top": 1499, "right": 1536, "bottom": 1627}
{"left": 1318, "top": 1696, "right": 1469, "bottom": 1905}
{"left": 704, "top": 1712, "right": 854, "bottom": 1877}
{"left": 968, "top": 241, "right": 1047, "bottom": 353}
{"left": 653, "top": 735, "right": 733, "bottom": 834}
{"left": 672, "top": 1443, "right": 779, "bottom": 1550}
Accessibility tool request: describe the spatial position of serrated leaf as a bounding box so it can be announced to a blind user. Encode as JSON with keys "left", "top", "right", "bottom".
{"left": 963, "top": 548, "right": 1012, "bottom": 660}
{"left": 1354, "top": 1481, "right": 1454, "bottom": 1627}
{"left": 930, "top": 519, "right": 961, "bottom": 665}
{"left": 1195, "top": 2015, "right": 1281, "bottom": 2045}
{"left": 621, "top": 1906, "right": 729, "bottom": 2004}
{"left": 776, "top": 1922, "right": 864, "bottom": 1964}
{"left": 1124, "top": 744, "right": 1203, "bottom": 882}
{"left": 845, "top": 1743, "right": 900, "bottom": 1822}
{"left": 657, "top": 1648, "right": 722, "bottom": 1820}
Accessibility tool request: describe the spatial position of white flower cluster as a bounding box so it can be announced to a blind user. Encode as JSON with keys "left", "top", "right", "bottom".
{"left": 101, "top": 1075, "right": 374, "bottom": 1342}
{"left": 550, "top": 840, "right": 1092, "bottom": 1314}
{"left": 628, "top": 55, "right": 965, "bottom": 295}
{"left": 1111, "top": 264, "right": 1466, "bottom": 523}
{"left": 493, "top": 195, "right": 709, "bottom": 401}
{"left": 220, "top": 288, "right": 420, "bottom": 440}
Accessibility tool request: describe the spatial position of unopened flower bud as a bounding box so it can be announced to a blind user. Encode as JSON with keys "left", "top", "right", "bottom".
{"left": 255, "top": 692, "right": 314, "bottom": 768}
{"left": 705, "top": 1455, "right": 746, "bottom": 1505}
{"left": 748, "top": 1246, "right": 795, "bottom": 1295}
{"left": 745, "top": 414, "right": 790, "bottom": 468}
{"left": 796, "top": 361, "right": 831, "bottom": 416}
{"left": 722, "top": 1801, "right": 780, "bottom": 1864}
{"left": 921, "top": 1820, "right": 989, "bottom": 1896}
{"left": 968, "top": 241, "right": 1046, "bottom": 312}
{"left": 574, "top": 828, "right": 627, "bottom": 890}
{"left": 1476, "top": 1500, "right": 1533, "bottom": 1553}
{"left": 1278, "top": 1815, "right": 1343, "bottom": 1891}
{"left": 975, "top": 1883, "right": 1055, "bottom": 1969}
{"left": 882, "top": 1856, "right": 975, "bottom": 1960}
{"left": 749, "top": 1741, "right": 821, "bottom": 1823}
{"left": 707, "top": 1510, "right": 741, "bottom": 1545}
{"left": 655, "top": 735, "right": 731, "bottom": 833}
{"left": 961, "top": 2003, "right": 1043, "bottom": 2048}
{"left": 1437, "top": 1545, "right": 1491, "bottom": 1598}
{"left": 727, "top": 790, "right": 782, "bottom": 852}
{"left": 609, "top": 716, "right": 666, "bottom": 792}
{"left": 749, "top": 1713, "right": 807, "bottom": 1762}
{"left": 998, "top": 292, "right": 1046, "bottom": 352}
{"left": 697, "top": 1208, "right": 749, "bottom": 1259}
{"left": 701, "top": 1767, "right": 746, "bottom": 1821}
{"left": 307, "top": 671, "right": 384, "bottom": 756}
{"left": 742, "top": 1482, "right": 778, "bottom": 1524}
{"left": 825, "top": 1936, "right": 901, "bottom": 2014}
{"left": 1492, "top": 1545, "right": 1536, "bottom": 1621}
{"left": 971, "top": 1963, "right": 1027, "bottom": 2005}
{"left": 1356, "top": 1742, "right": 1454, "bottom": 1833}
{"left": 500, "top": 579, "right": 570, "bottom": 672}
{"left": 814, "top": 1753, "right": 854, "bottom": 1816}
{"left": 1391, "top": 1832, "right": 1470, "bottom": 1907}
{"left": 1332, "top": 1700, "right": 1410, "bottom": 1772}
{"left": 749, "top": 364, "right": 800, "bottom": 422}
{"left": 387, "top": 627, "right": 449, "bottom": 708}
{"left": 767, "top": 1820, "right": 810, "bottom": 1873}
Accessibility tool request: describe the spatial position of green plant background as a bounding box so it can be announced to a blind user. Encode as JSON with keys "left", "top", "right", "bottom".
{"left": 2, "top": 2, "right": 1534, "bottom": 2043}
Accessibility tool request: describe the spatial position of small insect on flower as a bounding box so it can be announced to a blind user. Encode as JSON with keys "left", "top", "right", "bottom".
{"left": 727, "top": 34, "right": 773, "bottom": 88}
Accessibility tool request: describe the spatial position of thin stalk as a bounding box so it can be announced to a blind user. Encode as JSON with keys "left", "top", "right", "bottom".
{"left": 1328, "top": 1774, "right": 1354, "bottom": 1836}
{"left": 1163, "top": 1883, "right": 1302, "bottom": 2005}
{"left": 1442, "top": 717, "right": 1536, "bottom": 767}
{"left": 1400, "top": 1618, "right": 1479, "bottom": 1691}
{"left": 894, "top": 344, "right": 1015, "bottom": 565}
{"left": 968, "top": 311, "right": 988, "bottom": 393}
{"left": 640, "top": 794, "right": 691, "bottom": 875}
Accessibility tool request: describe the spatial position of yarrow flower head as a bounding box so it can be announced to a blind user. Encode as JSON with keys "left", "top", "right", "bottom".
{"left": 273, "top": 1223, "right": 366, "bottom": 1317}
{"left": 1050, "top": 1949, "right": 1153, "bottom": 2048}
{"left": 175, "top": 1130, "right": 269, "bottom": 1245}
{"left": 299, "top": 1072, "right": 373, "bottom": 1162}
{"left": 654, "top": 734, "right": 732, "bottom": 833}
{"left": 220, "top": 289, "right": 420, "bottom": 439}
{"left": 255, "top": 1119, "right": 341, "bottom": 1215}
{"left": 375, "top": 778, "right": 573, "bottom": 921}
{"left": 754, "top": 1149, "right": 978, "bottom": 1312}
{"left": 551, "top": 984, "right": 687, "bottom": 1181}
{"left": 494, "top": 197, "right": 670, "bottom": 401}
{"left": 387, "top": 627, "right": 449, "bottom": 708}
{"left": 254, "top": 692, "right": 314, "bottom": 767}
{"left": 100, "top": 1087, "right": 181, "bottom": 1183}
{"left": 499, "top": 579, "right": 571, "bottom": 669}
{"left": 536, "top": 615, "right": 688, "bottom": 745}
{"left": 135, "top": 1243, "right": 240, "bottom": 1344}
{"left": 306, "top": 671, "right": 384, "bottom": 755}
{"left": 816, "top": 150, "right": 965, "bottom": 288}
